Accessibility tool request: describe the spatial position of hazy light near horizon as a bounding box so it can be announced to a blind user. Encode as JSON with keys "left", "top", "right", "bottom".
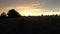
{"left": 13, "top": 5, "right": 60, "bottom": 16}
{"left": 1, "top": 6, "right": 60, "bottom": 16}
{"left": 0, "top": 2, "right": 60, "bottom": 16}
{"left": 0, "top": 0, "right": 60, "bottom": 16}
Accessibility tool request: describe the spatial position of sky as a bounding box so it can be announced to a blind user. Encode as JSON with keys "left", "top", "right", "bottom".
{"left": 0, "top": 0, "right": 60, "bottom": 16}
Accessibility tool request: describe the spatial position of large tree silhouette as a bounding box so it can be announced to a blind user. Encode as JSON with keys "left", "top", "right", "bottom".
{"left": 7, "top": 9, "right": 21, "bottom": 18}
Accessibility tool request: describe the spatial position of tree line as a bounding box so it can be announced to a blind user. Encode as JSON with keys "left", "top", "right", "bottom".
{"left": 0, "top": 9, "right": 21, "bottom": 19}
{"left": 0, "top": 9, "right": 59, "bottom": 19}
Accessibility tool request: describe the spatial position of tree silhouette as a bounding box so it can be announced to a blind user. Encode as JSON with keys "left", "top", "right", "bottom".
{"left": 41, "top": 14, "right": 43, "bottom": 16}
{"left": 55, "top": 14, "right": 58, "bottom": 16}
{"left": 7, "top": 9, "right": 21, "bottom": 18}
{"left": 0, "top": 12, "right": 7, "bottom": 18}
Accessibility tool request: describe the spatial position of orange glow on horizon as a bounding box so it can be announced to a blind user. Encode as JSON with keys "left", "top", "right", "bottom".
{"left": 4, "top": 6, "right": 60, "bottom": 16}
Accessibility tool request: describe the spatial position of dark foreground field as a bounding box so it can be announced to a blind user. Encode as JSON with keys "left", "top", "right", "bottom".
{"left": 0, "top": 16, "right": 60, "bottom": 34}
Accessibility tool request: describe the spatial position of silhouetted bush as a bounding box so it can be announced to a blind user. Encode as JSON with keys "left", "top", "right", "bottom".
{"left": 55, "top": 14, "right": 58, "bottom": 16}
{"left": 41, "top": 14, "right": 43, "bottom": 16}
{"left": 7, "top": 9, "right": 21, "bottom": 18}
{"left": 0, "top": 12, "right": 7, "bottom": 19}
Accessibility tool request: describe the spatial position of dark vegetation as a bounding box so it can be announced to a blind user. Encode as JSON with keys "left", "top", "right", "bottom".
{"left": 7, "top": 9, "right": 21, "bottom": 18}
{"left": 0, "top": 9, "right": 60, "bottom": 34}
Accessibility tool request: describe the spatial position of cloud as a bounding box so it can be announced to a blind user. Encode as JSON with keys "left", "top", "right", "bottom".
{"left": 0, "top": 0, "right": 60, "bottom": 8}
{"left": 0, "top": 0, "right": 60, "bottom": 15}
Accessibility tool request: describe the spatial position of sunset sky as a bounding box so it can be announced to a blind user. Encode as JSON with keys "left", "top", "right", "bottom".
{"left": 0, "top": 0, "right": 60, "bottom": 16}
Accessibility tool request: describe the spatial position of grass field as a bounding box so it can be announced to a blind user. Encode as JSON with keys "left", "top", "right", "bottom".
{"left": 0, "top": 16, "right": 60, "bottom": 34}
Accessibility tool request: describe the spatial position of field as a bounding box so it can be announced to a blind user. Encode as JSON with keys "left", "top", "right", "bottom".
{"left": 0, "top": 16, "right": 60, "bottom": 34}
